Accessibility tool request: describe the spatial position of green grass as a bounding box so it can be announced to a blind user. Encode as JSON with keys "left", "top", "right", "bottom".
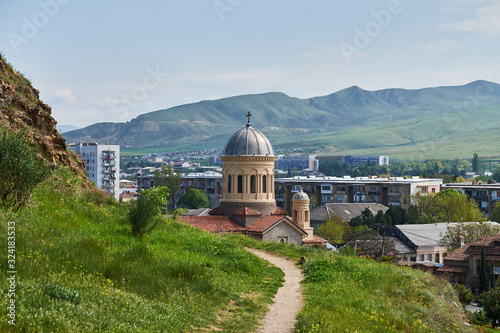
{"left": 0, "top": 177, "right": 283, "bottom": 332}
{"left": 226, "top": 234, "right": 474, "bottom": 333}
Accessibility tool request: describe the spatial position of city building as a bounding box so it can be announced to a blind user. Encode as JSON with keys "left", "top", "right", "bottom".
{"left": 441, "top": 182, "right": 500, "bottom": 216}
{"left": 275, "top": 176, "right": 442, "bottom": 214}
{"left": 68, "top": 143, "right": 120, "bottom": 200}
{"left": 310, "top": 203, "right": 389, "bottom": 229}
{"left": 344, "top": 155, "right": 389, "bottom": 168}
{"left": 179, "top": 114, "right": 326, "bottom": 245}
{"left": 275, "top": 155, "right": 317, "bottom": 171}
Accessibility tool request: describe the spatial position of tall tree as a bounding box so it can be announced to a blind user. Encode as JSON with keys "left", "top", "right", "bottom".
{"left": 483, "top": 287, "right": 500, "bottom": 328}
{"left": 153, "top": 165, "right": 181, "bottom": 210}
{"left": 480, "top": 246, "right": 488, "bottom": 292}
{"left": 431, "top": 189, "right": 485, "bottom": 223}
{"left": 472, "top": 153, "right": 479, "bottom": 173}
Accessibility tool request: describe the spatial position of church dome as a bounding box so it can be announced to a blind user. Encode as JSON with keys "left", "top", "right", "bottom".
{"left": 223, "top": 122, "right": 274, "bottom": 156}
{"left": 293, "top": 189, "right": 309, "bottom": 201}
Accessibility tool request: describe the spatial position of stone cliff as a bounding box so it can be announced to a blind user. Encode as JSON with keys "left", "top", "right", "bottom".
{"left": 0, "top": 53, "right": 88, "bottom": 184}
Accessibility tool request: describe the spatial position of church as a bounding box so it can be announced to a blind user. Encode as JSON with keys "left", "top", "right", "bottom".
{"left": 180, "top": 113, "right": 326, "bottom": 245}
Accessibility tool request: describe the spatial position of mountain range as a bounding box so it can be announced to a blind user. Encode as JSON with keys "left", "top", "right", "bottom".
{"left": 63, "top": 80, "right": 500, "bottom": 159}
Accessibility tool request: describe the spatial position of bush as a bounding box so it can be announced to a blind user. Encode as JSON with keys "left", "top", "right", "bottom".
{"left": 455, "top": 283, "right": 474, "bottom": 306}
{"left": 0, "top": 127, "right": 50, "bottom": 211}
{"left": 128, "top": 186, "right": 168, "bottom": 236}
{"left": 43, "top": 283, "right": 82, "bottom": 305}
{"left": 177, "top": 188, "right": 209, "bottom": 209}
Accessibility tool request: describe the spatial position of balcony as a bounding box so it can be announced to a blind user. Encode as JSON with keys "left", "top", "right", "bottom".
{"left": 368, "top": 191, "right": 380, "bottom": 195}
{"left": 389, "top": 191, "right": 401, "bottom": 196}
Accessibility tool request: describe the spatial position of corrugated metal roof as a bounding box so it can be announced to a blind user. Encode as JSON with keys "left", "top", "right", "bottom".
{"left": 310, "top": 203, "right": 389, "bottom": 222}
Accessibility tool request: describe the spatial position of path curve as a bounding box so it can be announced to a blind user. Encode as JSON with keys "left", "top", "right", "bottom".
{"left": 245, "top": 248, "right": 304, "bottom": 333}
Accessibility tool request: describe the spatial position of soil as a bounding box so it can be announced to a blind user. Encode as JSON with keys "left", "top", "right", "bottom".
{"left": 245, "top": 248, "right": 304, "bottom": 333}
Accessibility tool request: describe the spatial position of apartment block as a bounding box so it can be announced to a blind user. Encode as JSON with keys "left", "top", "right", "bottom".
{"left": 442, "top": 181, "right": 500, "bottom": 215}
{"left": 68, "top": 143, "right": 120, "bottom": 200}
{"left": 275, "top": 176, "right": 442, "bottom": 214}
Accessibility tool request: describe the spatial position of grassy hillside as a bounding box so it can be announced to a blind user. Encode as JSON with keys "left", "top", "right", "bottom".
{"left": 0, "top": 169, "right": 283, "bottom": 332}
{"left": 64, "top": 80, "right": 500, "bottom": 159}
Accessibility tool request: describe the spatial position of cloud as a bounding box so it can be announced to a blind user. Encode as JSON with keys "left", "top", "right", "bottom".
{"left": 441, "top": 1, "right": 500, "bottom": 35}
{"left": 417, "top": 39, "right": 461, "bottom": 52}
{"left": 55, "top": 88, "right": 75, "bottom": 102}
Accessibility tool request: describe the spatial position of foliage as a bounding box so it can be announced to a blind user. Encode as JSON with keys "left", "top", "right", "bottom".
{"left": 128, "top": 186, "right": 169, "bottom": 236}
{"left": 483, "top": 287, "right": 500, "bottom": 328}
{"left": 177, "top": 188, "right": 209, "bottom": 209}
{"left": 480, "top": 247, "right": 488, "bottom": 292}
{"left": 349, "top": 207, "right": 375, "bottom": 228}
{"left": 439, "top": 222, "right": 500, "bottom": 251}
{"left": 410, "top": 189, "right": 485, "bottom": 224}
{"left": 0, "top": 127, "right": 50, "bottom": 211}
{"left": 490, "top": 202, "right": 500, "bottom": 222}
{"left": 154, "top": 165, "right": 181, "bottom": 210}
{"left": 43, "top": 283, "right": 82, "bottom": 305}
{"left": 315, "top": 214, "right": 351, "bottom": 244}
{"left": 384, "top": 206, "right": 406, "bottom": 225}
{"left": 0, "top": 183, "right": 283, "bottom": 332}
{"left": 454, "top": 284, "right": 473, "bottom": 307}
{"left": 473, "top": 153, "right": 480, "bottom": 173}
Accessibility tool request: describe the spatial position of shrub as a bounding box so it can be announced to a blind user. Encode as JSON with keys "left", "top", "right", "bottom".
{"left": 455, "top": 283, "right": 474, "bottom": 306}
{"left": 0, "top": 127, "right": 50, "bottom": 211}
{"left": 177, "top": 188, "right": 209, "bottom": 209}
{"left": 43, "top": 283, "right": 82, "bottom": 305}
{"left": 128, "top": 186, "right": 168, "bottom": 236}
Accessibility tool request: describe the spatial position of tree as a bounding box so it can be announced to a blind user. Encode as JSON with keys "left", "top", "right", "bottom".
{"left": 385, "top": 206, "right": 406, "bottom": 225}
{"left": 472, "top": 153, "right": 479, "bottom": 173}
{"left": 483, "top": 287, "right": 500, "bottom": 327}
{"left": 315, "top": 213, "right": 351, "bottom": 245}
{"left": 439, "top": 222, "right": 500, "bottom": 251}
{"left": 0, "top": 127, "right": 50, "bottom": 211}
{"left": 490, "top": 202, "right": 500, "bottom": 222}
{"left": 153, "top": 165, "right": 181, "bottom": 210}
{"left": 454, "top": 283, "right": 473, "bottom": 307}
{"left": 128, "top": 186, "right": 169, "bottom": 237}
{"left": 431, "top": 189, "right": 485, "bottom": 223}
{"left": 480, "top": 247, "right": 488, "bottom": 292}
{"left": 349, "top": 207, "right": 375, "bottom": 228}
{"left": 177, "top": 188, "right": 209, "bottom": 209}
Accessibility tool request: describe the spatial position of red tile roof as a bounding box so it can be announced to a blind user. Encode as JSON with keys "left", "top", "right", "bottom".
{"left": 437, "top": 265, "right": 468, "bottom": 273}
{"left": 208, "top": 207, "right": 223, "bottom": 215}
{"left": 247, "top": 215, "right": 288, "bottom": 233}
{"left": 303, "top": 235, "right": 328, "bottom": 244}
{"left": 272, "top": 206, "right": 288, "bottom": 215}
{"left": 444, "top": 245, "right": 469, "bottom": 262}
{"left": 179, "top": 216, "right": 246, "bottom": 233}
{"left": 468, "top": 234, "right": 500, "bottom": 247}
{"left": 232, "top": 207, "right": 261, "bottom": 216}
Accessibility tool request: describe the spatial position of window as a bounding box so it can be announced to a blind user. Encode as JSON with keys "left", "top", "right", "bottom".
{"left": 428, "top": 254, "right": 432, "bottom": 261}
{"left": 322, "top": 185, "right": 331, "bottom": 191}
{"left": 228, "top": 175, "right": 231, "bottom": 193}
{"left": 238, "top": 175, "right": 243, "bottom": 193}
{"left": 250, "top": 175, "right": 256, "bottom": 193}
{"left": 263, "top": 175, "right": 267, "bottom": 193}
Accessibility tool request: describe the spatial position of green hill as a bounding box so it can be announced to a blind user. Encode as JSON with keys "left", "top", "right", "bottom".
{"left": 63, "top": 80, "right": 500, "bottom": 158}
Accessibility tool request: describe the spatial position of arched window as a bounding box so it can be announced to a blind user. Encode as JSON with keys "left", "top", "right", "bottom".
{"left": 228, "top": 175, "right": 232, "bottom": 193}
{"left": 262, "top": 175, "right": 267, "bottom": 193}
{"left": 250, "top": 175, "right": 256, "bottom": 193}
{"left": 238, "top": 175, "right": 243, "bottom": 193}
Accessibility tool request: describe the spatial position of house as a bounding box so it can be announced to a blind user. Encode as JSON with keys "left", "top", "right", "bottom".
{"left": 438, "top": 232, "right": 500, "bottom": 288}
{"left": 310, "top": 203, "right": 389, "bottom": 229}
{"left": 179, "top": 114, "right": 326, "bottom": 246}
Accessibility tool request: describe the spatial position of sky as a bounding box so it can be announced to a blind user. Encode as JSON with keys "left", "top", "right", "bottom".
{"left": 1, "top": 0, "right": 499, "bottom": 127}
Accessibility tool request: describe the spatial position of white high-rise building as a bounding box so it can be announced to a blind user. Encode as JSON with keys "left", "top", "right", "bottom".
{"left": 68, "top": 143, "right": 120, "bottom": 200}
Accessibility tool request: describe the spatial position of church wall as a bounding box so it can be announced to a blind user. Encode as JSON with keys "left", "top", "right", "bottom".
{"left": 261, "top": 223, "right": 303, "bottom": 245}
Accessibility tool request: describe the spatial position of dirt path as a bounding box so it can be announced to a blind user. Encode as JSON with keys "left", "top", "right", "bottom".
{"left": 245, "top": 248, "right": 304, "bottom": 333}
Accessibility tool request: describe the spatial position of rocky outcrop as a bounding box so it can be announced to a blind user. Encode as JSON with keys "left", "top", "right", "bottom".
{"left": 0, "top": 53, "right": 88, "bottom": 185}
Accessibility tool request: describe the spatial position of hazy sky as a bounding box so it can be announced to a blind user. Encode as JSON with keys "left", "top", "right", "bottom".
{"left": 1, "top": 0, "right": 499, "bottom": 127}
